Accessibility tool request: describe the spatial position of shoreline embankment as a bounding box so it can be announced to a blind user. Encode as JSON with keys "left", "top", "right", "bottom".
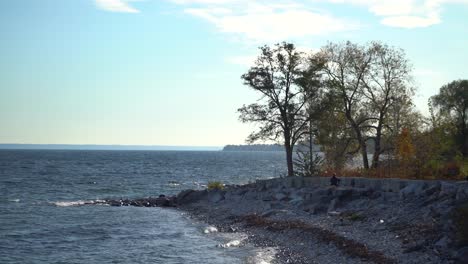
{"left": 104, "top": 176, "right": 468, "bottom": 264}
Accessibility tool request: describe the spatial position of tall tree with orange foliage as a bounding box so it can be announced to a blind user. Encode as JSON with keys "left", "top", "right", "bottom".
{"left": 396, "top": 128, "right": 415, "bottom": 177}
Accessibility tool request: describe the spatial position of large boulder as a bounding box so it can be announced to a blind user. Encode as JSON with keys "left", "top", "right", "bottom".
{"left": 456, "top": 187, "right": 468, "bottom": 202}
{"left": 327, "top": 198, "right": 339, "bottom": 212}
{"left": 439, "top": 182, "right": 458, "bottom": 199}
{"left": 333, "top": 188, "right": 353, "bottom": 200}
{"left": 399, "top": 183, "right": 426, "bottom": 198}
{"left": 207, "top": 190, "right": 225, "bottom": 203}
{"left": 177, "top": 189, "right": 208, "bottom": 204}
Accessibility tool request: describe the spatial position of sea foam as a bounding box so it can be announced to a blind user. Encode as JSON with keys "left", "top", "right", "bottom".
{"left": 203, "top": 226, "right": 218, "bottom": 234}
{"left": 52, "top": 200, "right": 106, "bottom": 207}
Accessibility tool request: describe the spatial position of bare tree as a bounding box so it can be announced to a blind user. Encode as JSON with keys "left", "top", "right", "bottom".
{"left": 363, "top": 42, "right": 414, "bottom": 168}
{"left": 238, "top": 42, "right": 322, "bottom": 176}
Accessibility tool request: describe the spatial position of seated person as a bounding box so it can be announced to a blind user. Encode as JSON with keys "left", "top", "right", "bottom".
{"left": 330, "top": 173, "right": 340, "bottom": 186}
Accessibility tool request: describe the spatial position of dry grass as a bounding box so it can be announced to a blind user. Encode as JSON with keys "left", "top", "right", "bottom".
{"left": 207, "top": 181, "right": 224, "bottom": 190}
{"left": 320, "top": 165, "right": 465, "bottom": 181}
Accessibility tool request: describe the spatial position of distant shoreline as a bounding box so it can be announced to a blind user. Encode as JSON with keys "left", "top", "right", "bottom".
{"left": 0, "top": 144, "right": 222, "bottom": 151}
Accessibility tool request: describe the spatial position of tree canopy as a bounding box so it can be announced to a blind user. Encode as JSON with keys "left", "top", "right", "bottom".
{"left": 431, "top": 80, "right": 468, "bottom": 156}
{"left": 238, "top": 42, "right": 324, "bottom": 176}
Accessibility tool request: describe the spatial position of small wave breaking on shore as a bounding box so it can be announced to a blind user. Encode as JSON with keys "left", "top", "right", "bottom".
{"left": 52, "top": 200, "right": 107, "bottom": 207}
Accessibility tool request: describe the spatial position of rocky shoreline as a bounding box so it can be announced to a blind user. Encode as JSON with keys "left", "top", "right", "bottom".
{"left": 104, "top": 177, "right": 468, "bottom": 264}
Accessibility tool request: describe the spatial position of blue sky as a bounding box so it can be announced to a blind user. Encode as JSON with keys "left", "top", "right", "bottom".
{"left": 0, "top": 0, "right": 467, "bottom": 146}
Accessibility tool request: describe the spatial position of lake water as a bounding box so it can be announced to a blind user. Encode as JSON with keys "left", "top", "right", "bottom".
{"left": 0, "top": 150, "right": 286, "bottom": 264}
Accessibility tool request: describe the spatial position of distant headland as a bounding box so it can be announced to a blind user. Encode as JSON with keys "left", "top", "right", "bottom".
{"left": 222, "top": 144, "right": 284, "bottom": 152}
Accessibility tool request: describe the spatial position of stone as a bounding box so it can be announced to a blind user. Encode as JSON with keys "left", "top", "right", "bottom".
{"left": 153, "top": 197, "right": 174, "bottom": 207}
{"left": 207, "top": 190, "right": 225, "bottom": 203}
{"left": 275, "top": 193, "right": 289, "bottom": 201}
{"left": 261, "top": 209, "right": 280, "bottom": 217}
{"left": 177, "top": 189, "right": 208, "bottom": 204}
{"left": 439, "top": 182, "right": 458, "bottom": 199}
{"left": 289, "top": 197, "right": 304, "bottom": 207}
{"left": 456, "top": 187, "right": 468, "bottom": 202}
{"left": 424, "top": 184, "right": 441, "bottom": 196}
{"left": 455, "top": 247, "right": 468, "bottom": 264}
{"left": 328, "top": 198, "right": 339, "bottom": 212}
{"left": 242, "top": 190, "right": 258, "bottom": 200}
{"left": 434, "top": 236, "right": 450, "bottom": 249}
{"left": 333, "top": 188, "right": 353, "bottom": 200}
{"left": 303, "top": 203, "right": 327, "bottom": 214}
{"left": 400, "top": 183, "right": 425, "bottom": 198}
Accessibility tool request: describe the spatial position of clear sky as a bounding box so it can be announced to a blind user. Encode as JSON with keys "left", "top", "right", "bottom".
{"left": 1, "top": 0, "right": 467, "bottom": 146}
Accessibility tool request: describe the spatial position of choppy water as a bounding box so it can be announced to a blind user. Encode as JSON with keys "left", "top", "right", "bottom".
{"left": 0, "top": 150, "right": 286, "bottom": 263}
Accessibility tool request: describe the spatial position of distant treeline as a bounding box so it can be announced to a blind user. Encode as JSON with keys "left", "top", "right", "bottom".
{"left": 223, "top": 144, "right": 284, "bottom": 152}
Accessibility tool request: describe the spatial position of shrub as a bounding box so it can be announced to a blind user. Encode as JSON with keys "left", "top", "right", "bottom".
{"left": 207, "top": 181, "right": 224, "bottom": 190}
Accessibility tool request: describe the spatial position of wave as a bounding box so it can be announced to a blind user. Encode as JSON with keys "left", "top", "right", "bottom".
{"left": 218, "top": 239, "right": 243, "bottom": 248}
{"left": 168, "top": 181, "right": 181, "bottom": 187}
{"left": 203, "top": 226, "right": 218, "bottom": 234}
{"left": 8, "top": 199, "right": 20, "bottom": 203}
{"left": 52, "top": 200, "right": 106, "bottom": 207}
{"left": 245, "top": 247, "right": 277, "bottom": 264}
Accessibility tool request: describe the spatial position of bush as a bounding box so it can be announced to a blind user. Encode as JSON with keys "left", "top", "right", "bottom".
{"left": 207, "top": 181, "right": 224, "bottom": 190}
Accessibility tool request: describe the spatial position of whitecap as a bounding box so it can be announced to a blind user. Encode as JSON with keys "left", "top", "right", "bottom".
{"left": 203, "top": 226, "right": 218, "bottom": 234}
{"left": 245, "top": 247, "right": 277, "bottom": 264}
{"left": 168, "top": 182, "right": 180, "bottom": 187}
{"left": 218, "top": 239, "right": 242, "bottom": 248}
{"left": 52, "top": 200, "right": 106, "bottom": 207}
{"left": 8, "top": 199, "right": 20, "bottom": 203}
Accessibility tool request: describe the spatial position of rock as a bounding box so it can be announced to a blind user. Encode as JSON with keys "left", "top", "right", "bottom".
{"left": 154, "top": 197, "right": 175, "bottom": 207}
{"left": 434, "top": 236, "right": 450, "bottom": 250}
{"left": 400, "top": 183, "right": 425, "bottom": 198}
{"left": 327, "top": 210, "right": 341, "bottom": 216}
{"left": 262, "top": 209, "right": 280, "bottom": 217}
{"left": 207, "top": 190, "right": 225, "bottom": 203}
{"left": 456, "top": 187, "right": 468, "bottom": 202}
{"left": 275, "top": 193, "right": 289, "bottom": 201}
{"left": 455, "top": 247, "right": 468, "bottom": 264}
{"left": 424, "top": 184, "right": 441, "bottom": 196}
{"left": 333, "top": 188, "right": 353, "bottom": 200}
{"left": 177, "top": 189, "right": 194, "bottom": 201}
{"left": 260, "top": 193, "right": 275, "bottom": 201}
{"left": 439, "top": 182, "right": 458, "bottom": 199}
{"left": 242, "top": 190, "right": 258, "bottom": 200}
{"left": 289, "top": 197, "right": 304, "bottom": 207}
{"left": 303, "top": 203, "right": 327, "bottom": 214}
{"left": 328, "top": 198, "right": 339, "bottom": 212}
{"left": 309, "top": 188, "right": 330, "bottom": 197}
{"left": 177, "top": 189, "right": 207, "bottom": 204}
{"left": 108, "top": 200, "right": 123, "bottom": 206}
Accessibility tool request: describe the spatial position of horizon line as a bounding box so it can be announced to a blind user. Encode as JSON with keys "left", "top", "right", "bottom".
{"left": 0, "top": 143, "right": 224, "bottom": 151}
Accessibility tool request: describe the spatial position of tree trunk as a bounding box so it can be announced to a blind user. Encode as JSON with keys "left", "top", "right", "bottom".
{"left": 372, "top": 123, "right": 383, "bottom": 169}
{"left": 284, "top": 128, "right": 294, "bottom": 176}
{"left": 461, "top": 111, "right": 467, "bottom": 157}
{"left": 360, "top": 140, "right": 369, "bottom": 169}
{"left": 372, "top": 139, "right": 380, "bottom": 169}
{"left": 309, "top": 120, "right": 314, "bottom": 174}
{"left": 285, "top": 142, "right": 294, "bottom": 176}
{"left": 346, "top": 110, "right": 369, "bottom": 169}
